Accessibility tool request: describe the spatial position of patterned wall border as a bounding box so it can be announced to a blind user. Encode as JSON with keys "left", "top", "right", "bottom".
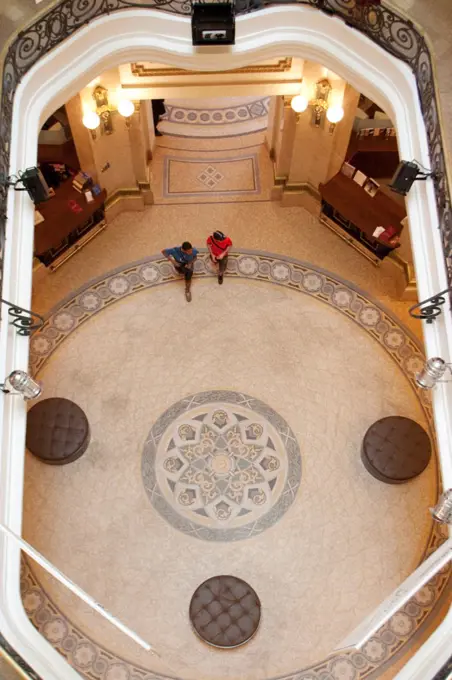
{"left": 162, "top": 97, "right": 270, "bottom": 125}
{"left": 163, "top": 154, "right": 261, "bottom": 196}
{"left": 0, "top": 0, "right": 452, "bottom": 290}
{"left": 24, "top": 250, "right": 451, "bottom": 680}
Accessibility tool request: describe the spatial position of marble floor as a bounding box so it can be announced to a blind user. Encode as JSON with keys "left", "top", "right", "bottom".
{"left": 151, "top": 134, "right": 273, "bottom": 204}
{"left": 25, "top": 256, "right": 440, "bottom": 680}
{"left": 25, "top": 136, "right": 451, "bottom": 680}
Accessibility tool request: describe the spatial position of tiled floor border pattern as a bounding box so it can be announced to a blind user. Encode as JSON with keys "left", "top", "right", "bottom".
{"left": 24, "top": 251, "right": 451, "bottom": 680}
{"left": 163, "top": 154, "right": 261, "bottom": 197}
{"left": 1, "top": 0, "right": 451, "bottom": 289}
{"left": 162, "top": 97, "right": 271, "bottom": 126}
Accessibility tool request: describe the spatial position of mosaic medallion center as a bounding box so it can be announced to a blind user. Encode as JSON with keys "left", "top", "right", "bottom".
{"left": 210, "top": 452, "right": 233, "bottom": 475}
{"left": 141, "top": 390, "right": 302, "bottom": 541}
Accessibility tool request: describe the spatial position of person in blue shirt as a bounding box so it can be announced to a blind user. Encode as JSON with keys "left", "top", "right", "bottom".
{"left": 162, "top": 241, "right": 199, "bottom": 302}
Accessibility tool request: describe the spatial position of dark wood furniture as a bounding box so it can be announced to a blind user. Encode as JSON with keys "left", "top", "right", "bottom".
{"left": 347, "top": 132, "right": 398, "bottom": 158}
{"left": 26, "top": 398, "right": 90, "bottom": 465}
{"left": 189, "top": 575, "right": 261, "bottom": 648}
{"left": 361, "top": 416, "right": 431, "bottom": 484}
{"left": 319, "top": 172, "right": 406, "bottom": 263}
{"left": 348, "top": 150, "right": 400, "bottom": 180}
{"left": 35, "top": 179, "right": 106, "bottom": 267}
{"left": 38, "top": 140, "right": 80, "bottom": 170}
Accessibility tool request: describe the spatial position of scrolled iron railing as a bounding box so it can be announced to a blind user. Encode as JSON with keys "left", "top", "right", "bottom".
{"left": 0, "top": 1, "right": 450, "bottom": 675}
{"left": 409, "top": 287, "right": 452, "bottom": 324}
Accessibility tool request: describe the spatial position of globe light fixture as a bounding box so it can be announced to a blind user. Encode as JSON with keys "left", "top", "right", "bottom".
{"left": 117, "top": 99, "right": 135, "bottom": 118}
{"left": 82, "top": 110, "right": 100, "bottom": 130}
{"left": 326, "top": 105, "right": 345, "bottom": 123}
{"left": 326, "top": 105, "right": 345, "bottom": 134}
{"left": 290, "top": 95, "right": 308, "bottom": 114}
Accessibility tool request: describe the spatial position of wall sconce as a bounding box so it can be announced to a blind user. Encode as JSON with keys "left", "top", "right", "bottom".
{"left": 311, "top": 78, "right": 331, "bottom": 127}
{"left": 415, "top": 357, "right": 452, "bottom": 389}
{"left": 93, "top": 85, "right": 114, "bottom": 136}
{"left": 290, "top": 79, "right": 344, "bottom": 133}
{"left": 430, "top": 489, "right": 452, "bottom": 524}
{"left": 0, "top": 370, "right": 42, "bottom": 400}
{"left": 82, "top": 84, "right": 135, "bottom": 138}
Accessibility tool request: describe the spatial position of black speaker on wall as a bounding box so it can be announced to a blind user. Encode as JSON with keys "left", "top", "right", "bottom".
{"left": 389, "top": 161, "right": 420, "bottom": 196}
{"left": 192, "top": 3, "right": 235, "bottom": 46}
{"left": 21, "top": 167, "right": 51, "bottom": 204}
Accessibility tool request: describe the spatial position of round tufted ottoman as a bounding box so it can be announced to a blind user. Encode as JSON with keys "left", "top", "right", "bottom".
{"left": 26, "top": 398, "right": 90, "bottom": 465}
{"left": 189, "top": 575, "right": 261, "bottom": 648}
{"left": 361, "top": 416, "right": 431, "bottom": 484}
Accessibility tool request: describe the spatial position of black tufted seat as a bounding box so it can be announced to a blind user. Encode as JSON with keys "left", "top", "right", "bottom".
{"left": 361, "top": 416, "right": 431, "bottom": 484}
{"left": 189, "top": 575, "right": 261, "bottom": 648}
{"left": 26, "top": 398, "right": 90, "bottom": 465}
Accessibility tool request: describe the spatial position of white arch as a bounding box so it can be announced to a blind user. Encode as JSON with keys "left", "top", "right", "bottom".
{"left": 1, "top": 6, "right": 451, "bottom": 679}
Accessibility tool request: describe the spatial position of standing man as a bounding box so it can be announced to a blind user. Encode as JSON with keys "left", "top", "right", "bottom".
{"left": 206, "top": 231, "right": 233, "bottom": 285}
{"left": 162, "top": 241, "right": 198, "bottom": 302}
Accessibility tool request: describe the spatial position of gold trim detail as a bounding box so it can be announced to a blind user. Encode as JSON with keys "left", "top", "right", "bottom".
{"left": 272, "top": 163, "right": 320, "bottom": 200}
{"left": 121, "top": 78, "right": 301, "bottom": 90}
{"left": 105, "top": 187, "right": 143, "bottom": 210}
{"left": 130, "top": 58, "right": 293, "bottom": 78}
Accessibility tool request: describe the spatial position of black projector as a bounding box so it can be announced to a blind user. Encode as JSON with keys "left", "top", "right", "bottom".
{"left": 389, "top": 161, "right": 420, "bottom": 196}
{"left": 192, "top": 3, "right": 235, "bottom": 46}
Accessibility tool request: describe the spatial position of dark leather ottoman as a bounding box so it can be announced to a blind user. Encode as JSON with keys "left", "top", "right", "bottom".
{"left": 189, "top": 576, "right": 261, "bottom": 648}
{"left": 361, "top": 416, "right": 431, "bottom": 484}
{"left": 26, "top": 398, "right": 90, "bottom": 465}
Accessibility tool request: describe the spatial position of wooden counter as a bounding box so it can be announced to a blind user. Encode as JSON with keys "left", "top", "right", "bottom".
{"left": 35, "top": 180, "right": 106, "bottom": 264}
{"left": 319, "top": 172, "right": 406, "bottom": 263}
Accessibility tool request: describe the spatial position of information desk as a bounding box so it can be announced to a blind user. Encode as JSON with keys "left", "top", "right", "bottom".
{"left": 35, "top": 180, "right": 106, "bottom": 266}
{"left": 319, "top": 172, "right": 406, "bottom": 262}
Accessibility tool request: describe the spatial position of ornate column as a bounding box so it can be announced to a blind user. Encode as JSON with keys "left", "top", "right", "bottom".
{"left": 271, "top": 96, "right": 298, "bottom": 201}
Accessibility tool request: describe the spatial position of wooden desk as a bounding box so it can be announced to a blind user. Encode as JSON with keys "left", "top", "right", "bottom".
{"left": 319, "top": 172, "right": 406, "bottom": 262}
{"left": 35, "top": 180, "right": 106, "bottom": 265}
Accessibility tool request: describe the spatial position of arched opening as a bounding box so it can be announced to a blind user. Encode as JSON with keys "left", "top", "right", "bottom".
{"left": 1, "top": 6, "right": 451, "bottom": 680}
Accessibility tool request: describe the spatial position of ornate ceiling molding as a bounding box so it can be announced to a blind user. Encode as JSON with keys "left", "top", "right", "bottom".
{"left": 130, "top": 57, "right": 293, "bottom": 77}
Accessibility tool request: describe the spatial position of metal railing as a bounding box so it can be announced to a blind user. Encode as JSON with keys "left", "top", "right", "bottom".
{"left": 0, "top": 634, "right": 42, "bottom": 680}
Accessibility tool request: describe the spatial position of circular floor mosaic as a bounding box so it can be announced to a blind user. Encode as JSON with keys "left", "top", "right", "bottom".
{"left": 142, "top": 390, "right": 301, "bottom": 541}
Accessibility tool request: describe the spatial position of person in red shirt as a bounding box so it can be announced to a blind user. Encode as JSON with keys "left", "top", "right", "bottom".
{"left": 206, "top": 231, "right": 232, "bottom": 285}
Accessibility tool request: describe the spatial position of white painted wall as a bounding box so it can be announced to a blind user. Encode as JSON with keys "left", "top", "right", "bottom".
{"left": 1, "top": 6, "right": 451, "bottom": 680}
